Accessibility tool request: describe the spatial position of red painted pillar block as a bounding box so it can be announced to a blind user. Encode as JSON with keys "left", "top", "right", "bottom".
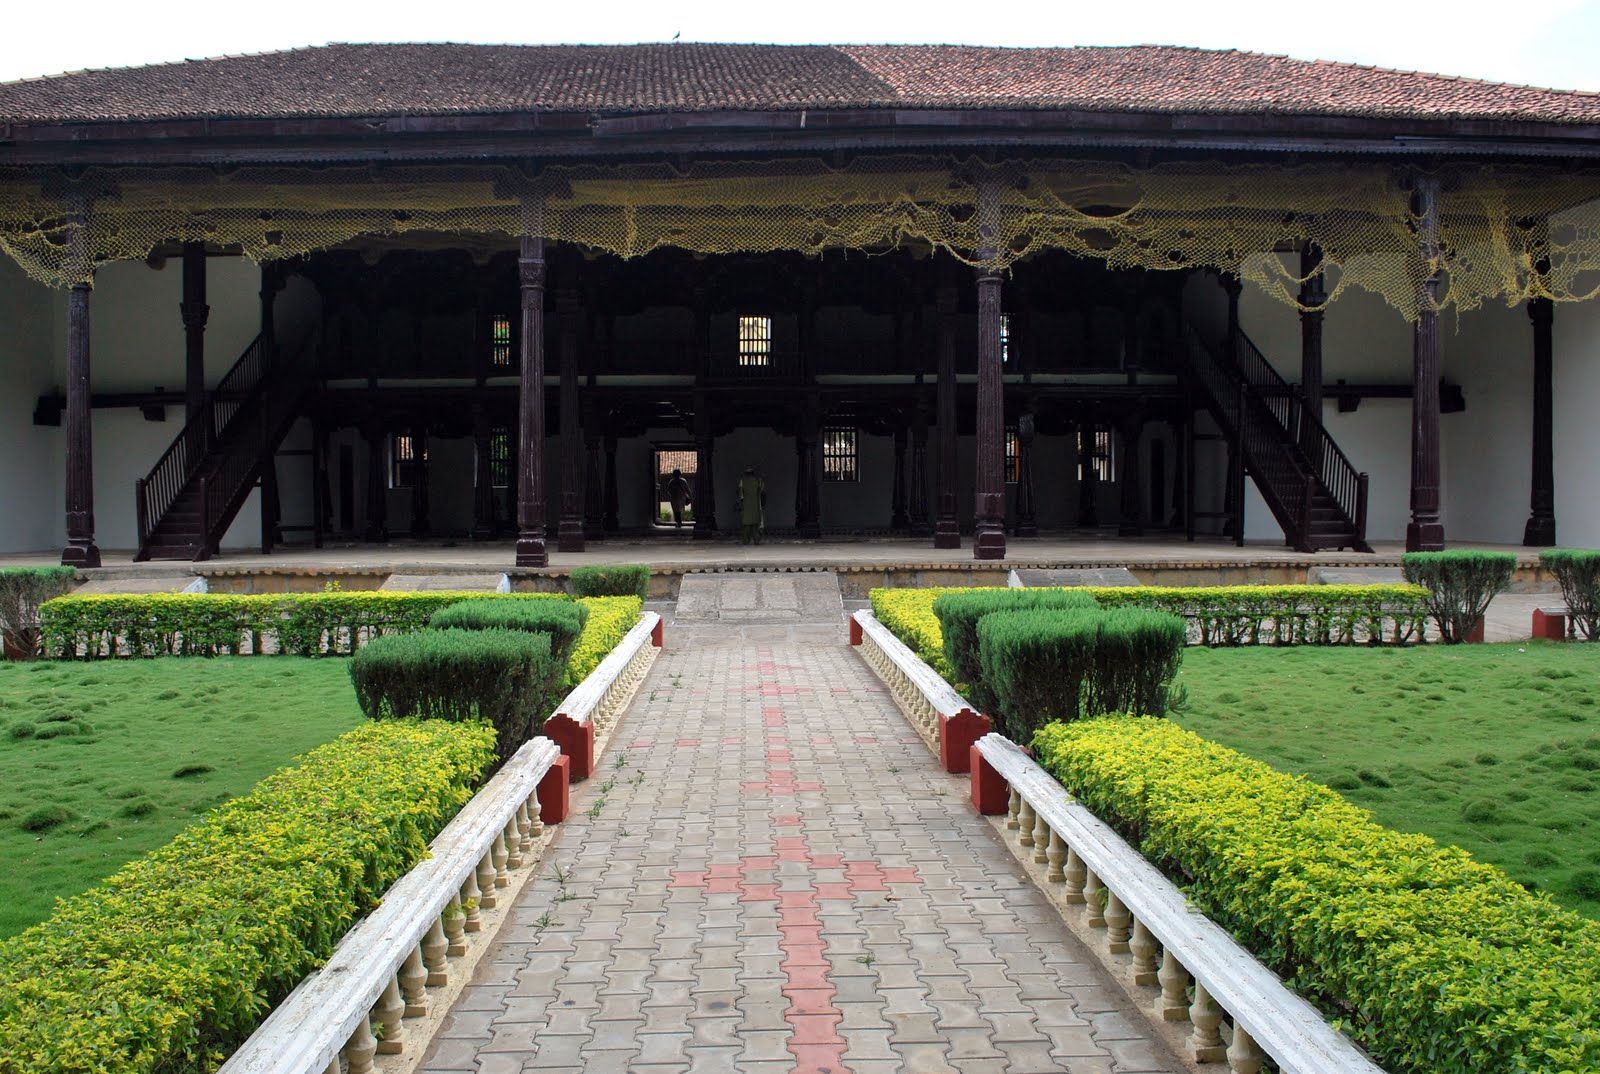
{"left": 543, "top": 712, "right": 595, "bottom": 781}
{"left": 970, "top": 744, "right": 1008, "bottom": 815}
{"left": 1532, "top": 608, "right": 1567, "bottom": 640}
{"left": 651, "top": 617, "right": 664, "bottom": 648}
{"left": 538, "top": 755, "right": 571, "bottom": 824}
{"left": 939, "top": 709, "right": 991, "bottom": 773}
{"left": 1465, "top": 616, "right": 1486, "bottom": 643}
{"left": 849, "top": 615, "right": 863, "bottom": 646}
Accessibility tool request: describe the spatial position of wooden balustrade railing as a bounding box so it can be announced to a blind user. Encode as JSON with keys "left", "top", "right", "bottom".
{"left": 216, "top": 736, "right": 563, "bottom": 1074}
{"left": 850, "top": 609, "right": 1386, "bottom": 1074}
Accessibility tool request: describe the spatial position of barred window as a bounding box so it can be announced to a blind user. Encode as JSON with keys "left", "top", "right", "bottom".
{"left": 1000, "top": 313, "right": 1012, "bottom": 365}
{"left": 490, "top": 314, "right": 512, "bottom": 367}
{"left": 738, "top": 315, "right": 772, "bottom": 367}
{"left": 391, "top": 434, "right": 427, "bottom": 488}
{"left": 1004, "top": 424, "right": 1021, "bottom": 484}
{"left": 1078, "top": 425, "right": 1115, "bottom": 482}
{"left": 489, "top": 426, "right": 511, "bottom": 488}
{"left": 822, "top": 427, "right": 858, "bottom": 482}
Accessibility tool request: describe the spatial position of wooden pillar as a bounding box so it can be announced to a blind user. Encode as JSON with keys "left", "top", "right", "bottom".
{"left": 515, "top": 229, "right": 548, "bottom": 567}
{"left": 1407, "top": 178, "right": 1445, "bottom": 552}
{"left": 583, "top": 417, "right": 604, "bottom": 538}
{"left": 1013, "top": 411, "right": 1037, "bottom": 538}
{"left": 311, "top": 416, "right": 329, "bottom": 547}
{"left": 603, "top": 428, "right": 620, "bottom": 532}
{"left": 1118, "top": 412, "right": 1145, "bottom": 538}
{"left": 1524, "top": 295, "right": 1556, "bottom": 545}
{"left": 909, "top": 390, "right": 931, "bottom": 536}
{"left": 1077, "top": 423, "right": 1099, "bottom": 527}
{"left": 471, "top": 401, "right": 495, "bottom": 539}
{"left": 795, "top": 396, "right": 821, "bottom": 538}
{"left": 972, "top": 181, "right": 1008, "bottom": 561}
{"left": 890, "top": 421, "right": 910, "bottom": 532}
{"left": 181, "top": 242, "right": 209, "bottom": 440}
{"left": 61, "top": 197, "right": 100, "bottom": 568}
{"left": 692, "top": 393, "right": 716, "bottom": 539}
{"left": 1299, "top": 244, "right": 1326, "bottom": 464}
{"left": 934, "top": 281, "right": 961, "bottom": 548}
{"left": 362, "top": 421, "right": 388, "bottom": 542}
{"left": 409, "top": 424, "right": 429, "bottom": 537}
{"left": 556, "top": 282, "right": 584, "bottom": 553}
{"left": 1183, "top": 411, "right": 1197, "bottom": 541}
{"left": 260, "top": 453, "right": 281, "bottom": 553}
{"left": 1223, "top": 275, "right": 1242, "bottom": 353}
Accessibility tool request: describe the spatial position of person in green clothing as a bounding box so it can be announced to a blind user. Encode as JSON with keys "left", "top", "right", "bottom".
{"left": 736, "top": 466, "right": 765, "bottom": 544}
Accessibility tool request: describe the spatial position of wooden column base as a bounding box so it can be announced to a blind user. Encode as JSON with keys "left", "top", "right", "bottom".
{"left": 973, "top": 524, "right": 1007, "bottom": 559}
{"left": 515, "top": 536, "right": 548, "bottom": 567}
{"left": 557, "top": 521, "right": 585, "bottom": 553}
{"left": 933, "top": 523, "right": 960, "bottom": 549}
{"left": 1406, "top": 522, "right": 1444, "bottom": 552}
{"left": 1524, "top": 515, "right": 1556, "bottom": 547}
{"left": 60, "top": 541, "right": 100, "bottom": 568}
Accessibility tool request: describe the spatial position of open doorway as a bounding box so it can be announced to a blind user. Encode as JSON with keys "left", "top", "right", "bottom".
{"left": 652, "top": 447, "right": 697, "bottom": 531}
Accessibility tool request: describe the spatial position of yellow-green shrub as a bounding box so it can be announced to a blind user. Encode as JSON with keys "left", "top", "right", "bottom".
{"left": 567, "top": 596, "right": 643, "bottom": 688}
{"left": 1032, "top": 716, "right": 1600, "bottom": 1074}
{"left": 0, "top": 719, "right": 496, "bottom": 1074}
{"left": 38, "top": 591, "right": 568, "bottom": 659}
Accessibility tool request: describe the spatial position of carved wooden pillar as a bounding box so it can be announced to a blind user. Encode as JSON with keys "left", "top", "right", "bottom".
{"left": 603, "top": 428, "right": 620, "bottom": 533}
{"left": 362, "top": 421, "right": 388, "bottom": 543}
{"left": 515, "top": 229, "right": 548, "bottom": 567}
{"left": 556, "top": 282, "right": 584, "bottom": 553}
{"left": 795, "top": 396, "right": 821, "bottom": 538}
{"left": 181, "top": 242, "right": 209, "bottom": 446}
{"left": 934, "top": 282, "right": 961, "bottom": 548}
{"left": 61, "top": 200, "right": 100, "bottom": 568}
{"left": 909, "top": 391, "right": 930, "bottom": 536}
{"left": 471, "top": 401, "right": 495, "bottom": 539}
{"left": 1524, "top": 295, "right": 1556, "bottom": 546}
{"left": 692, "top": 394, "right": 716, "bottom": 539}
{"left": 311, "top": 416, "right": 329, "bottom": 547}
{"left": 1299, "top": 244, "right": 1326, "bottom": 465}
{"left": 409, "top": 424, "right": 429, "bottom": 537}
{"left": 1118, "top": 412, "right": 1145, "bottom": 537}
{"left": 1013, "top": 410, "right": 1037, "bottom": 538}
{"left": 1408, "top": 179, "right": 1445, "bottom": 552}
{"left": 890, "top": 421, "right": 910, "bottom": 532}
{"left": 972, "top": 183, "right": 1008, "bottom": 560}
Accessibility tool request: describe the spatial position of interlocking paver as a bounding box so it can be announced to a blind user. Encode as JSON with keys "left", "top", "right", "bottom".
{"left": 418, "top": 580, "right": 1185, "bottom": 1074}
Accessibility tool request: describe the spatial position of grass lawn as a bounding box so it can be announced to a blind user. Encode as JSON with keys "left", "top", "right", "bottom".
{"left": 1172, "top": 642, "right": 1600, "bottom": 918}
{"left": 0, "top": 657, "right": 363, "bottom": 938}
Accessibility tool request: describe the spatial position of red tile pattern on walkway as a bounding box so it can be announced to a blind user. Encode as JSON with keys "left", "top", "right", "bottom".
{"left": 421, "top": 623, "right": 1183, "bottom": 1074}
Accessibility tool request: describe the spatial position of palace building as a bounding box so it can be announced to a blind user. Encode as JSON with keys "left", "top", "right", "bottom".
{"left": 0, "top": 43, "right": 1596, "bottom": 565}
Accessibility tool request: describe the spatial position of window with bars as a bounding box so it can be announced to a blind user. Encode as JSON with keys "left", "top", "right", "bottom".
{"left": 738, "top": 315, "right": 772, "bottom": 367}
{"left": 391, "top": 434, "right": 427, "bottom": 488}
{"left": 822, "top": 427, "right": 859, "bottom": 482}
{"left": 490, "top": 315, "right": 512, "bottom": 367}
{"left": 1000, "top": 313, "right": 1012, "bottom": 365}
{"left": 1004, "top": 424, "right": 1021, "bottom": 483}
{"left": 489, "top": 427, "right": 511, "bottom": 488}
{"left": 1078, "top": 425, "right": 1115, "bottom": 483}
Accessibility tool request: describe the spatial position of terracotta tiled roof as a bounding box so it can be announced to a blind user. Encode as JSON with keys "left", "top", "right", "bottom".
{"left": 0, "top": 42, "right": 1596, "bottom": 126}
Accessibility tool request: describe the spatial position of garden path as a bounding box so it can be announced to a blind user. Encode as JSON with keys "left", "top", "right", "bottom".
{"left": 418, "top": 575, "right": 1182, "bottom": 1074}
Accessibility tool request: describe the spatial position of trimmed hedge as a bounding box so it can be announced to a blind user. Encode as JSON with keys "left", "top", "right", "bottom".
{"left": 570, "top": 564, "right": 650, "bottom": 600}
{"left": 0, "top": 719, "right": 496, "bottom": 1074}
{"left": 38, "top": 591, "right": 568, "bottom": 659}
{"left": 0, "top": 567, "right": 77, "bottom": 660}
{"left": 932, "top": 589, "right": 1100, "bottom": 710}
{"left": 567, "top": 595, "right": 644, "bottom": 689}
{"left": 1540, "top": 549, "right": 1600, "bottom": 641}
{"left": 350, "top": 629, "right": 561, "bottom": 760}
{"left": 431, "top": 597, "right": 589, "bottom": 661}
{"left": 1032, "top": 716, "right": 1600, "bottom": 1074}
{"left": 1403, "top": 551, "right": 1517, "bottom": 644}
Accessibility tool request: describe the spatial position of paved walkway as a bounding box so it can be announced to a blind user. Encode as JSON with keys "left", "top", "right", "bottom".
{"left": 420, "top": 577, "right": 1182, "bottom": 1074}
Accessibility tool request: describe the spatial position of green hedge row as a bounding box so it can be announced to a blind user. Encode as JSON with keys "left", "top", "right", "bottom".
{"left": 1032, "top": 716, "right": 1600, "bottom": 1074}
{"left": 0, "top": 720, "right": 497, "bottom": 1074}
{"left": 564, "top": 596, "right": 644, "bottom": 689}
{"left": 37, "top": 591, "right": 569, "bottom": 658}
{"left": 1402, "top": 551, "right": 1516, "bottom": 644}
{"left": 351, "top": 630, "right": 563, "bottom": 762}
{"left": 569, "top": 564, "right": 651, "bottom": 600}
{"left": 1540, "top": 549, "right": 1600, "bottom": 640}
{"left": 930, "top": 589, "right": 1100, "bottom": 713}
{"left": 430, "top": 597, "right": 589, "bottom": 662}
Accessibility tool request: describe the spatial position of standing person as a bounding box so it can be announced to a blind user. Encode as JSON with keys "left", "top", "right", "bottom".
{"left": 737, "top": 466, "right": 766, "bottom": 545}
{"left": 664, "top": 468, "right": 691, "bottom": 528}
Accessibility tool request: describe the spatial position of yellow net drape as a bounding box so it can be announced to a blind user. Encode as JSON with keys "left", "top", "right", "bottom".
{"left": 1, "top": 155, "right": 1597, "bottom": 319}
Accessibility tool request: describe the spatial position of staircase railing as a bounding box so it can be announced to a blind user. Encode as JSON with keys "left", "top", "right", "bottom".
{"left": 1230, "top": 331, "right": 1370, "bottom": 551}
{"left": 135, "top": 334, "right": 266, "bottom": 554}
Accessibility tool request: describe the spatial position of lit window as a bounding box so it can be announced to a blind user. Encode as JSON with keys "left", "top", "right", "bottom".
{"left": 823, "top": 427, "right": 858, "bottom": 482}
{"left": 489, "top": 426, "right": 511, "bottom": 488}
{"left": 1004, "top": 424, "right": 1021, "bottom": 483}
{"left": 391, "top": 434, "right": 427, "bottom": 488}
{"left": 490, "top": 315, "right": 512, "bottom": 367}
{"left": 738, "top": 315, "right": 772, "bottom": 368}
{"left": 1000, "top": 313, "right": 1012, "bottom": 364}
{"left": 1077, "top": 425, "right": 1115, "bottom": 483}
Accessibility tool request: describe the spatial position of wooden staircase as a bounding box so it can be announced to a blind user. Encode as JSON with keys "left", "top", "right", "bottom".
{"left": 1185, "top": 323, "right": 1372, "bottom": 553}
{"left": 135, "top": 335, "right": 312, "bottom": 561}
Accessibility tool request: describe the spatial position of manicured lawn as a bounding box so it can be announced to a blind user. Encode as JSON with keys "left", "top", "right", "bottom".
{"left": 1171, "top": 642, "right": 1600, "bottom": 918}
{"left": 0, "top": 658, "right": 363, "bottom": 938}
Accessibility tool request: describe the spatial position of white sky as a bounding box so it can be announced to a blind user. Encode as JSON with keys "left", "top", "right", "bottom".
{"left": 4, "top": 0, "right": 1599, "bottom": 93}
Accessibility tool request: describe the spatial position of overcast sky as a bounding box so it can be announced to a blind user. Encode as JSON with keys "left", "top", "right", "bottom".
{"left": 4, "top": 0, "right": 1599, "bottom": 92}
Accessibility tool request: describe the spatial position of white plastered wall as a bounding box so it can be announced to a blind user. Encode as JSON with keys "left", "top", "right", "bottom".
{"left": 0, "top": 260, "right": 64, "bottom": 552}
{"left": 1554, "top": 298, "right": 1600, "bottom": 548}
